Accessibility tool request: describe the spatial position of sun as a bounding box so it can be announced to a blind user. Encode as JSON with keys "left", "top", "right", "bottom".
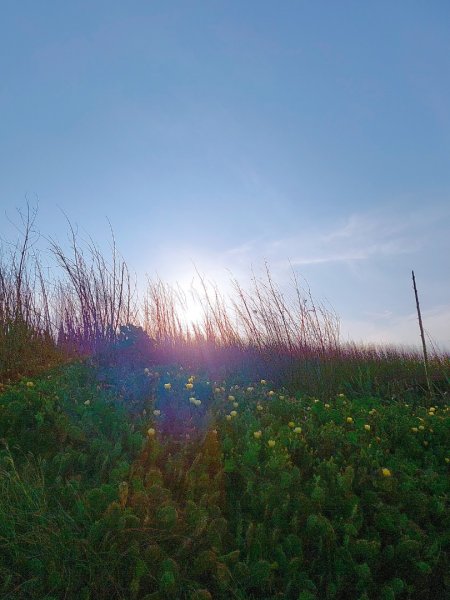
{"left": 178, "top": 290, "right": 205, "bottom": 330}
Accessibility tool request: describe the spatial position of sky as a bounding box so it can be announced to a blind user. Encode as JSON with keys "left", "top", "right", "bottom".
{"left": 1, "top": 1, "right": 449, "bottom": 350}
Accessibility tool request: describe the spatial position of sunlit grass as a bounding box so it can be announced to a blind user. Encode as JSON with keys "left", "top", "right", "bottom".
{"left": 0, "top": 207, "right": 449, "bottom": 598}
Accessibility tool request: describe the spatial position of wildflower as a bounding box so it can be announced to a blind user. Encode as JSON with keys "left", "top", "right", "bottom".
{"left": 233, "top": 402, "right": 239, "bottom": 408}
{"left": 260, "top": 380, "right": 267, "bottom": 385}
{"left": 268, "top": 439, "right": 276, "bottom": 448}
{"left": 215, "top": 388, "right": 221, "bottom": 393}
{"left": 221, "top": 387, "right": 226, "bottom": 392}
{"left": 423, "top": 441, "right": 429, "bottom": 447}
{"left": 26, "top": 381, "right": 34, "bottom": 388}
{"left": 253, "top": 430, "right": 262, "bottom": 439}
{"left": 418, "top": 425, "right": 425, "bottom": 431}
{"left": 364, "top": 424, "right": 371, "bottom": 431}
{"left": 226, "top": 415, "right": 232, "bottom": 421}
{"left": 188, "top": 376, "right": 194, "bottom": 383}
{"left": 411, "top": 427, "right": 418, "bottom": 433}
{"left": 381, "top": 468, "right": 392, "bottom": 477}
{"left": 429, "top": 406, "right": 436, "bottom": 412}
{"left": 230, "top": 410, "right": 237, "bottom": 417}
{"left": 84, "top": 400, "right": 91, "bottom": 406}
{"left": 369, "top": 409, "right": 376, "bottom": 415}
{"left": 228, "top": 395, "right": 235, "bottom": 401}
{"left": 256, "top": 404, "right": 264, "bottom": 411}
{"left": 144, "top": 368, "right": 150, "bottom": 375}
{"left": 189, "top": 397, "right": 197, "bottom": 404}
{"left": 324, "top": 403, "right": 330, "bottom": 408}
{"left": 288, "top": 421, "right": 295, "bottom": 428}
{"left": 313, "top": 398, "right": 319, "bottom": 403}
{"left": 293, "top": 427, "right": 302, "bottom": 434}
{"left": 247, "top": 387, "right": 254, "bottom": 392}
{"left": 164, "top": 383, "right": 171, "bottom": 390}
{"left": 375, "top": 436, "right": 381, "bottom": 442}
{"left": 268, "top": 390, "right": 275, "bottom": 396}
{"left": 346, "top": 417, "right": 353, "bottom": 424}
{"left": 338, "top": 393, "right": 345, "bottom": 398}
{"left": 194, "top": 399, "right": 202, "bottom": 406}
{"left": 153, "top": 409, "right": 161, "bottom": 416}
{"left": 147, "top": 428, "right": 156, "bottom": 437}
{"left": 445, "top": 457, "right": 450, "bottom": 464}
{"left": 279, "top": 395, "right": 285, "bottom": 400}
{"left": 185, "top": 383, "right": 194, "bottom": 390}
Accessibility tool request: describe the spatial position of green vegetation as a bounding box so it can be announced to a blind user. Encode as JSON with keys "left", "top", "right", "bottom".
{"left": 0, "top": 208, "right": 448, "bottom": 598}
{"left": 0, "top": 360, "right": 448, "bottom": 599}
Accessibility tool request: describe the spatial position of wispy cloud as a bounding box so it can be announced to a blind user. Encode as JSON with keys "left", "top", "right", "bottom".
{"left": 220, "top": 204, "right": 449, "bottom": 271}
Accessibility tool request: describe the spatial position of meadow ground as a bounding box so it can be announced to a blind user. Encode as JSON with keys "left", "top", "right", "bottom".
{"left": 0, "top": 350, "right": 448, "bottom": 600}
{"left": 0, "top": 216, "right": 449, "bottom": 598}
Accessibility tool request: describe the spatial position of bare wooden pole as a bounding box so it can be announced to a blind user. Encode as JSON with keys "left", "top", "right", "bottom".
{"left": 412, "top": 270, "right": 432, "bottom": 399}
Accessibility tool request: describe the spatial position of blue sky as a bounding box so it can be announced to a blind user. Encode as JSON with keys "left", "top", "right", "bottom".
{"left": 1, "top": 1, "right": 449, "bottom": 350}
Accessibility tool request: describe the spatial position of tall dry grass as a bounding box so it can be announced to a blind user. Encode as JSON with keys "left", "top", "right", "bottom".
{"left": 0, "top": 205, "right": 448, "bottom": 396}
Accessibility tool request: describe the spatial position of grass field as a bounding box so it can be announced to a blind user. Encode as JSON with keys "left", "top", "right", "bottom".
{"left": 0, "top": 215, "right": 449, "bottom": 599}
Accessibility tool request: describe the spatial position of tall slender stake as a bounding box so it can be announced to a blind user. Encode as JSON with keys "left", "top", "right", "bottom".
{"left": 412, "top": 270, "right": 432, "bottom": 400}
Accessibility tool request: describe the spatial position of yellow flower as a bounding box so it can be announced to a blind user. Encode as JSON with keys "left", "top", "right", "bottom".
{"left": 185, "top": 383, "right": 194, "bottom": 390}
{"left": 188, "top": 376, "right": 195, "bottom": 383}
{"left": 189, "top": 397, "right": 196, "bottom": 404}
{"left": 233, "top": 402, "right": 239, "bottom": 408}
{"left": 253, "top": 430, "right": 262, "bottom": 439}
{"left": 369, "top": 409, "right": 376, "bottom": 415}
{"left": 429, "top": 406, "right": 436, "bottom": 412}
{"left": 268, "top": 439, "right": 276, "bottom": 447}
{"left": 338, "top": 393, "right": 345, "bottom": 398}
{"left": 230, "top": 410, "right": 237, "bottom": 417}
{"left": 288, "top": 421, "right": 295, "bottom": 428}
{"left": 279, "top": 395, "right": 285, "bottom": 400}
{"left": 381, "top": 468, "right": 392, "bottom": 477}
{"left": 247, "top": 387, "right": 254, "bottom": 392}
{"left": 364, "top": 424, "right": 371, "bottom": 431}
{"left": 445, "top": 457, "right": 450, "bottom": 464}
{"left": 228, "top": 395, "right": 235, "bottom": 401}
{"left": 411, "top": 427, "right": 418, "bottom": 433}
{"left": 147, "top": 428, "right": 156, "bottom": 437}
{"left": 268, "top": 390, "right": 275, "bottom": 396}
{"left": 215, "top": 387, "right": 222, "bottom": 393}
{"left": 418, "top": 425, "right": 425, "bottom": 431}
{"left": 164, "top": 383, "right": 171, "bottom": 390}
{"left": 256, "top": 404, "right": 264, "bottom": 411}
{"left": 324, "top": 403, "right": 330, "bottom": 408}
{"left": 346, "top": 417, "right": 353, "bottom": 424}
{"left": 313, "top": 398, "right": 319, "bottom": 403}
{"left": 153, "top": 409, "right": 161, "bottom": 416}
{"left": 84, "top": 400, "right": 90, "bottom": 406}
{"left": 194, "top": 399, "right": 202, "bottom": 406}
{"left": 260, "top": 380, "right": 267, "bottom": 385}
{"left": 293, "top": 427, "right": 302, "bottom": 434}
{"left": 26, "top": 381, "right": 34, "bottom": 388}
{"left": 225, "top": 415, "right": 232, "bottom": 421}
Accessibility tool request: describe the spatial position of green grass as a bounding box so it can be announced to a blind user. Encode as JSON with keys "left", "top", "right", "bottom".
{"left": 0, "top": 360, "right": 448, "bottom": 600}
